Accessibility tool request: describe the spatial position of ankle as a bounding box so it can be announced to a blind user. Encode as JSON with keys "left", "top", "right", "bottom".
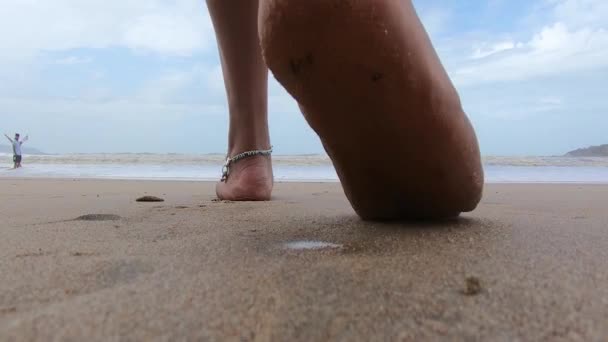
{"left": 227, "top": 140, "right": 272, "bottom": 157}
{"left": 227, "top": 108, "right": 270, "bottom": 157}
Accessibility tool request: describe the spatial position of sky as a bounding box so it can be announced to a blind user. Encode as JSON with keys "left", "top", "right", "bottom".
{"left": 0, "top": 0, "right": 607, "bottom": 156}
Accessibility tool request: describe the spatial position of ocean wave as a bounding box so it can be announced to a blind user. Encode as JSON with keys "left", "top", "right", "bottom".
{"left": 3, "top": 153, "right": 608, "bottom": 167}
{"left": 482, "top": 156, "right": 608, "bottom": 167}
{"left": 3, "top": 153, "right": 333, "bottom": 166}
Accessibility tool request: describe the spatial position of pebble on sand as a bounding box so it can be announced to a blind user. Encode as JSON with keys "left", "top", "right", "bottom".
{"left": 136, "top": 196, "right": 165, "bottom": 202}
{"left": 463, "top": 276, "right": 483, "bottom": 296}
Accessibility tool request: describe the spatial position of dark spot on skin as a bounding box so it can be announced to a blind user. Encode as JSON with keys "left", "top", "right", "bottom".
{"left": 290, "top": 53, "right": 314, "bottom": 75}
{"left": 332, "top": 0, "right": 352, "bottom": 10}
{"left": 136, "top": 196, "right": 164, "bottom": 202}
{"left": 306, "top": 53, "right": 314, "bottom": 65}
{"left": 290, "top": 59, "right": 302, "bottom": 75}
{"left": 175, "top": 206, "right": 189, "bottom": 209}
{"left": 371, "top": 72, "right": 384, "bottom": 82}
{"left": 75, "top": 214, "right": 122, "bottom": 221}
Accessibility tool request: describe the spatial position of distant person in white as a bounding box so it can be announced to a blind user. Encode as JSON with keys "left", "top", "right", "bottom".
{"left": 4, "top": 133, "right": 28, "bottom": 169}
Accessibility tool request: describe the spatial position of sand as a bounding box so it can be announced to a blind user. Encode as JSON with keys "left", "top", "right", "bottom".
{"left": 1, "top": 179, "right": 607, "bottom": 341}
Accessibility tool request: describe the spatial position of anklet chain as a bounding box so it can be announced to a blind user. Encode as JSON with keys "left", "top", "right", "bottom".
{"left": 221, "top": 147, "right": 273, "bottom": 182}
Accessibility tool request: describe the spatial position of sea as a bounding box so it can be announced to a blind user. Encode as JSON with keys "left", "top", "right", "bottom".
{"left": 2, "top": 153, "right": 608, "bottom": 183}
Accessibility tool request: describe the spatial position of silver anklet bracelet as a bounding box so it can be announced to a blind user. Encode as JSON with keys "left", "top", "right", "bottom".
{"left": 221, "top": 147, "right": 273, "bottom": 182}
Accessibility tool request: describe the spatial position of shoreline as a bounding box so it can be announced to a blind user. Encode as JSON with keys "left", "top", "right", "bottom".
{"left": 3, "top": 175, "right": 608, "bottom": 185}
{"left": 3, "top": 161, "right": 608, "bottom": 184}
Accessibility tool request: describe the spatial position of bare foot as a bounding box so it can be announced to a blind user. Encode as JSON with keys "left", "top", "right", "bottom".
{"left": 215, "top": 155, "right": 273, "bottom": 201}
{"left": 259, "top": 0, "right": 483, "bottom": 219}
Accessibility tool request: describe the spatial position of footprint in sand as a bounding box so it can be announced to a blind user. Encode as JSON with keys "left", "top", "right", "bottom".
{"left": 75, "top": 214, "right": 122, "bottom": 221}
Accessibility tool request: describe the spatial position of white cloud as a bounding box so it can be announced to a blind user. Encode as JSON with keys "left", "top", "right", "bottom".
{"left": 551, "top": 0, "right": 608, "bottom": 27}
{"left": 123, "top": 13, "right": 211, "bottom": 56}
{"left": 471, "top": 41, "right": 520, "bottom": 59}
{"left": 54, "top": 56, "right": 93, "bottom": 65}
{"left": 539, "top": 96, "right": 563, "bottom": 106}
{"left": 452, "top": 0, "right": 608, "bottom": 86}
{"left": 0, "top": 0, "right": 215, "bottom": 58}
{"left": 136, "top": 70, "right": 198, "bottom": 103}
{"left": 0, "top": 96, "right": 224, "bottom": 122}
{"left": 462, "top": 91, "right": 567, "bottom": 121}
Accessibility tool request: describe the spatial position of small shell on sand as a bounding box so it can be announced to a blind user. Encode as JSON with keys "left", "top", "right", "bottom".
{"left": 136, "top": 196, "right": 164, "bottom": 202}
{"left": 284, "top": 241, "right": 343, "bottom": 251}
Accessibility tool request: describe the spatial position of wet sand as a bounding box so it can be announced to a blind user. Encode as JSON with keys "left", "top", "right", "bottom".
{"left": 1, "top": 179, "right": 607, "bottom": 340}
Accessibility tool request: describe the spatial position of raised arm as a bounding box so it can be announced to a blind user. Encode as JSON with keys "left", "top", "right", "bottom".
{"left": 21, "top": 135, "right": 29, "bottom": 144}
{"left": 4, "top": 134, "right": 13, "bottom": 143}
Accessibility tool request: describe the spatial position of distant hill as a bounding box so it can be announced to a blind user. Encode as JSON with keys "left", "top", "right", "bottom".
{"left": 565, "top": 144, "right": 608, "bottom": 157}
{"left": 0, "top": 145, "right": 46, "bottom": 155}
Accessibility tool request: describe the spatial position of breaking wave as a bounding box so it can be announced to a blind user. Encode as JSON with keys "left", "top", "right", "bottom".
{"left": 2, "top": 153, "right": 608, "bottom": 167}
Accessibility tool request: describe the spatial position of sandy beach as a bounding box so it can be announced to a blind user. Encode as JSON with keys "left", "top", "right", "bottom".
{"left": 1, "top": 179, "right": 607, "bottom": 340}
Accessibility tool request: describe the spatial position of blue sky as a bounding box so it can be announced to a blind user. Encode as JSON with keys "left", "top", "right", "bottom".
{"left": 1, "top": 0, "right": 607, "bottom": 156}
